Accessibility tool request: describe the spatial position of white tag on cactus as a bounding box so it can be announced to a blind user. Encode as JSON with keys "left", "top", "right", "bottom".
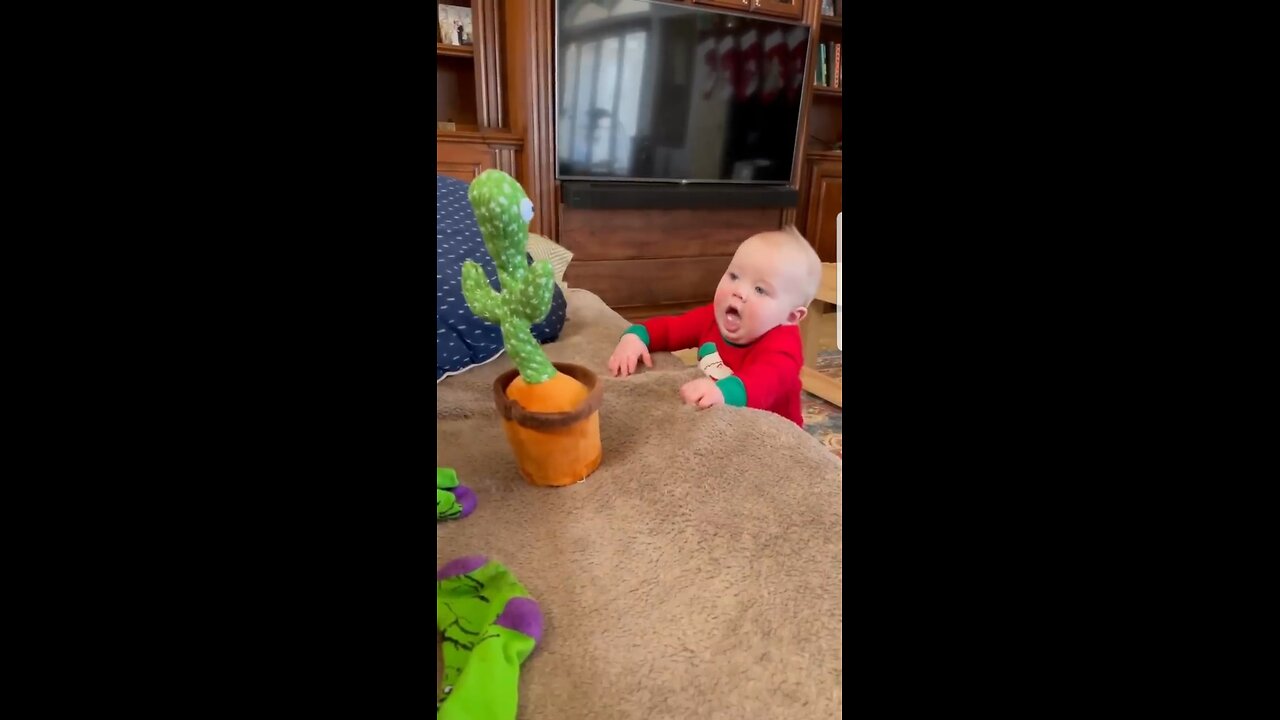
{"left": 520, "top": 198, "right": 534, "bottom": 223}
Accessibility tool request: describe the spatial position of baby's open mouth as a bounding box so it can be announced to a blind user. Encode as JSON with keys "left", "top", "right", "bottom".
{"left": 723, "top": 304, "right": 742, "bottom": 333}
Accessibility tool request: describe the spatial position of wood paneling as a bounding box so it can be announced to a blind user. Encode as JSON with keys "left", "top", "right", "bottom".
{"left": 437, "top": 129, "right": 523, "bottom": 182}
{"left": 693, "top": 0, "right": 754, "bottom": 11}
{"left": 754, "top": 0, "right": 804, "bottom": 20}
{"left": 800, "top": 157, "right": 842, "bottom": 263}
{"left": 565, "top": 256, "right": 732, "bottom": 308}
{"left": 472, "top": 0, "right": 504, "bottom": 128}
{"left": 558, "top": 204, "right": 785, "bottom": 310}
{"left": 559, "top": 207, "right": 782, "bottom": 261}
{"left": 622, "top": 301, "right": 710, "bottom": 323}
{"left": 693, "top": 0, "right": 803, "bottom": 19}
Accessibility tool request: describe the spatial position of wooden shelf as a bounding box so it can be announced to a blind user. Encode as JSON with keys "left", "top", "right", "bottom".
{"left": 820, "top": 15, "right": 842, "bottom": 28}
{"left": 437, "top": 43, "right": 474, "bottom": 58}
{"left": 437, "top": 123, "right": 481, "bottom": 135}
{"left": 812, "top": 85, "right": 842, "bottom": 97}
{"left": 437, "top": 127, "right": 523, "bottom": 145}
{"left": 806, "top": 150, "right": 843, "bottom": 161}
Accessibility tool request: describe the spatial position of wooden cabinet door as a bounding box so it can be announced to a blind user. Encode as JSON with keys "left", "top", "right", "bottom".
{"left": 803, "top": 159, "right": 842, "bottom": 263}
{"left": 436, "top": 134, "right": 520, "bottom": 183}
{"left": 437, "top": 141, "right": 495, "bottom": 183}
{"left": 751, "top": 0, "right": 804, "bottom": 20}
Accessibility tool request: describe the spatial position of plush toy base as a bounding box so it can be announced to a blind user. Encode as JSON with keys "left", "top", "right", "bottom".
{"left": 493, "top": 363, "right": 604, "bottom": 487}
{"left": 500, "top": 414, "right": 602, "bottom": 487}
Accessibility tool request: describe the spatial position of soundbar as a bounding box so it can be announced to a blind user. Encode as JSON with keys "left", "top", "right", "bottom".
{"left": 561, "top": 181, "right": 799, "bottom": 210}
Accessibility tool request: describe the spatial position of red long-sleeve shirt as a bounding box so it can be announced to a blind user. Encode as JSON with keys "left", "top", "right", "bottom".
{"left": 626, "top": 304, "right": 805, "bottom": 427}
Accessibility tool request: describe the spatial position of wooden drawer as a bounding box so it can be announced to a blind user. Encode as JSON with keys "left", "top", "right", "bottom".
{"left": 559, "top": 207, "right": 781, "bottom": 262}
{"left": 437, "top": 142, "right": 495, "bottom": 182}
{"left": 436, "top": 131, "right": 522, "bottom": 183}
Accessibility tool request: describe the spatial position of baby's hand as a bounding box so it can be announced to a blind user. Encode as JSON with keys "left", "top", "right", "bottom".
{"left": 608, "top": 334, "right": 652, "bottom": 377}
{"left": 680, "top": 377, "right": 724, "bottom": 409}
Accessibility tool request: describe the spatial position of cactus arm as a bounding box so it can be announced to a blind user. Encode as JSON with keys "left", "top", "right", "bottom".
{"left": 514, "top": 260, "right": 556, "bottom": 325}
{"left": 461, "top": 260, "right": 503, "bottom": 323}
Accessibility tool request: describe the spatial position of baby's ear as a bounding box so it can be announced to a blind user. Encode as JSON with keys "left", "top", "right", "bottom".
{"left": 785, "top": 305, "right": 808, "bottom": 325}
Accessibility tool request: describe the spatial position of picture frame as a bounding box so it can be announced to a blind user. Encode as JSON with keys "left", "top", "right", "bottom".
{"left": 455, "top": 6, "right": 474, "bottom": 46}
{"left": 437, "top": 5, "right": 454, "bottom": 45}
{"left": 437, "top": 5, "right": 474, "bottom": 47}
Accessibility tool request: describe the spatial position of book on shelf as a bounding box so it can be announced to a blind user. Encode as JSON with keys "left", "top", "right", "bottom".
{"left": 815, "top": 42, "right": 842, "bottom": 89}
{"left": 832, "top": 43, "right": 841, "bottom": 90}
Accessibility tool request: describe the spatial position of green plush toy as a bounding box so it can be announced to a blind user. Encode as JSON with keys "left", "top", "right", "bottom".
{"left": 457, "top": 169, "right": 602, "bottom": 488}
{"left": 436, "top": 467, "right": 476, "bottom": 521}
{"left": 437, "top": 556, "right": 542, "bottom": 720}
{"left": 460, "top": 169, "right": 560, "bottom": 386}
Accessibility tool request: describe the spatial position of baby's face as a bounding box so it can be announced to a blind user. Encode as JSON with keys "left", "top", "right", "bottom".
{"left": 713, "top": 237, "right": 807, "bottom": 345}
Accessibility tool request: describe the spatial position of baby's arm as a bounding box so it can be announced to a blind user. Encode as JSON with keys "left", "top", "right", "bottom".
{"left": 713, "top": 344, "right": 803, "bottom": 412}
{"left": 624, "top": 304, "right": 715, "bottom": 353}
{"left": 611, "top": 304, "right": 714, "bottom": 377}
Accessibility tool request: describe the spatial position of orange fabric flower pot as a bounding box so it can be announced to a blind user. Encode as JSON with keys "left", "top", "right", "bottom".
{"left": 492, "top": 363, "right": 603, "bottom": 487}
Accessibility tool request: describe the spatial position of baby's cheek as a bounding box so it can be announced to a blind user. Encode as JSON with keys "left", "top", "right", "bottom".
{"left": 760, "top": 298, "right": 785, "bottom": 324}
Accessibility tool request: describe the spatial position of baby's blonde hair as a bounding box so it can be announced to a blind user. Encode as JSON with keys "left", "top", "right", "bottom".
{"left": 747, "top": 225, "right": 823, "bottom": 308}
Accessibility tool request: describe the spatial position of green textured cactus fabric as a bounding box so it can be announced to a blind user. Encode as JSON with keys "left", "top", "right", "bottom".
{"left": 460, "top": 170, "right": 559, "bottom": 385}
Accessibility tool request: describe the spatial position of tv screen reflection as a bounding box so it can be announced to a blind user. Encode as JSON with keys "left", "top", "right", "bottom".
{"left": 556, "top": 0, "right": 810, "bottom": 184}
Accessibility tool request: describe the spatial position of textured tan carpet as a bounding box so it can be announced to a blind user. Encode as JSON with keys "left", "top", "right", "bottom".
{"left": 437, "top": 289, "right": 842, "bottom": 719}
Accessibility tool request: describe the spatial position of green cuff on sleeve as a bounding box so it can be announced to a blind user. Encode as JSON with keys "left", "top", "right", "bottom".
{"left": 622, "top": 324, "right": 650, "bottom": 347}
{"left": 716, "top": 376, "right": 747, "bottom": 407}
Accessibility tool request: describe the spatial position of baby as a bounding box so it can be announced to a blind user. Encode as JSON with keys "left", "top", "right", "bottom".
{"left": 607, "top": 226, "right": 822, "bottom": 427}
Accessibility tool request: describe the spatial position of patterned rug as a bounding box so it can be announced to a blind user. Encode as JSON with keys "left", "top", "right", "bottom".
{"left": 802, "top": 350, "right": 842, "bottom": 459}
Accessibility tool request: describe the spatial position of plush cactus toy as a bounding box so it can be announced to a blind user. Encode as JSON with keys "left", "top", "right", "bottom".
{"left": 461, "top": 170, "right": 589, "bottom": 410}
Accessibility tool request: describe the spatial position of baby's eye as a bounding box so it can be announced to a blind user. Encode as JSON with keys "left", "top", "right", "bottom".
{"left": 754, "top": 286, "right": 767, "bottom": 296}
{"left": 728, "top": 272, "right": 739, "bottom": 281}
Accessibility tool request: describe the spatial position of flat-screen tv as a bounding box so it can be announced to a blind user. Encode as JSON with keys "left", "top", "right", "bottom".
{"left": 555, "top": 0, "right": 811, "bottom": 184}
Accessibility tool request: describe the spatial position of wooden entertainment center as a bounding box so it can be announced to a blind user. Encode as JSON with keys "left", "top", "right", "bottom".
{"left": 436, "top": 0, "right": 842, "bottom": 320}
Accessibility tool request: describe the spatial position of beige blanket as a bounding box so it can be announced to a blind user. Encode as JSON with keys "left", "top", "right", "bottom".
{"left": 437, "top": 288, "right": 842, "bottom": 719}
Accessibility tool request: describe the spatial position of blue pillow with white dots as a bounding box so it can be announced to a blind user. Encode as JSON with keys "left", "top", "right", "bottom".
{"left": 437, "top": 174, "right": 568, "bottom": 382}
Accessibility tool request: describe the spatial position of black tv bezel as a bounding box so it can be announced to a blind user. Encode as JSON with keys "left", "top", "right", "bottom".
{"left": 552, "top": 0, "right": 811, "bottom": 186}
